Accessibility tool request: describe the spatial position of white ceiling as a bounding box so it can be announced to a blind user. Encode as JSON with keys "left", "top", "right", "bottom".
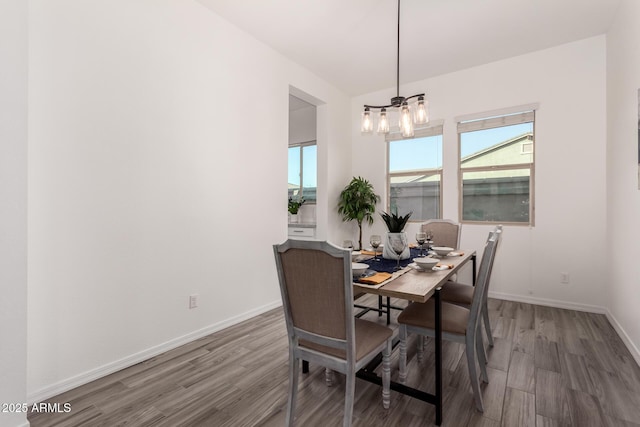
{"left": 196, "top": 0, "right": 620, "bottom": 96}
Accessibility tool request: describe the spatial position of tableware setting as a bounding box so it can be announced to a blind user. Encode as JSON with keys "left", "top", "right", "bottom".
{"left": 352, "top": 262, "right": 369, "bottom": 277}
{"left": 413, "top": 257, "right": 439, "bottom": 270}
{"left": 415, "top": 232, "right": 427, "bottom": 257}
{"left": 369, "top": 234, "right": 382, "bottom": 261}
{"left": 431, "top": 246, "right": 454, "bottom": 257}
{"left": 408, "top": 263, "right": 434, "bottom": 272}
{"left": 389, "top": 233, "right": 408, "bottom": 271}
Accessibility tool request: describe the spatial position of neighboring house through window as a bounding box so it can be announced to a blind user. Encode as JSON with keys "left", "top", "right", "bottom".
{"left": 457, "top": 107, "right": 536, "bottom": 224}
{"left": 387, "top": 123, "right": 443, "bottom": 221}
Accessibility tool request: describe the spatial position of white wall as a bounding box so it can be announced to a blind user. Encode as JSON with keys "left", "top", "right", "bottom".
{"left": 0, "top": 1, "right": 29, "bottom": 425}
{"left": 352, "top": 36, "right": 608, "bottom": 309}
{"left": 289, "top": 104, "right": 316, "bottom": 145}
{"left": 606, "top": 0, "right": 640, "bottom": 362}
{"left": 27, "top": 0, "right": 351, "bottom": 400}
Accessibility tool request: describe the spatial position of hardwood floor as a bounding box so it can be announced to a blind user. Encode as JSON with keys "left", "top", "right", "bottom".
{"left": 28, "top": 297, "right": 640, "bottom": 426}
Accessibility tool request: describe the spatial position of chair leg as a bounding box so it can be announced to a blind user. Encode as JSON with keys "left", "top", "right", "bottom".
{"left": 325, "top": 367, "right": 334, "bottom": 387}
{"left": 482, "top": 303, "right": 494, "bottom": 347}
{"left": 475, "top": 330, "right": 489, "bottom": 383}
{"left": 417, "top": 334, "right": 425, "bottom": 362}
{"left": 382, "top": 340, "right": 391, "bottom": 409}
{"left": 465, "top": 334, "right": 484, "bottom": 412}
{"left": 343, "top": 367, "right": 355, "bottom": 427}
{"left": 286, "top": 355, "right": 299, "bottom": 426}
{"left": 399, "top": 325, "right": 408, "bottom": 383}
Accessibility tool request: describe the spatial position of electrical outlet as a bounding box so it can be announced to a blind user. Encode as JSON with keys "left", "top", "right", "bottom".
{"left": 189, "top": 294, "right": 198, "bottom": 309}
{"left": 560, "top": 272, "right": 570, "bottom": 284}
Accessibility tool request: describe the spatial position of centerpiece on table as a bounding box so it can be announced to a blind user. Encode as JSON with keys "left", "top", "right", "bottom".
{"left": 288, "top": 196, "right": 305, "bottom": 223}
{"left": 381, "top": 210, "right": 412, "bottom": 260}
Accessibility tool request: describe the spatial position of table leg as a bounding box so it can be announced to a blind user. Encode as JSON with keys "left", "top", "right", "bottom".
{"left": 435, "top": 287, "right": 442, "bottom": 425}
{"left": 386, "top": 297, "right": 391, "bottom": 325}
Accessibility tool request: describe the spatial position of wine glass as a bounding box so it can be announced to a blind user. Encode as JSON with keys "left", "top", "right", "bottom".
{"left": 369, "top": 235, "right": 382, "bottom": 261}
{"left": 425, "top": 230, "right": 434, "bottom": 254}
{"left": 415, "top": 232, "right": 427, "bottom": 257}
{"left": 389, "top": 233, "right": 408, "bottom": 271}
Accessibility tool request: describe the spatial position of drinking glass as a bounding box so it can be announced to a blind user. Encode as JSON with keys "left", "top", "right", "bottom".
{"left": 369, "top": 235, "right": 382, "bottom": 261}
{"left": 425, "top": 230, "right": 434, "bottom": 254}
{"left": 415, "top": 232, "right": 426, "bottom": 257}
{"left": 342, "top": 240, "right": 353, "bottom": 250}
{"left": 389, "top": 233, "right": 408, "bottom": 271}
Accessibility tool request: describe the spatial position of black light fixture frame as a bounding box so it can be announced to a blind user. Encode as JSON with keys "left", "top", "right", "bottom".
{"left": 363, "top": 0, "right": 425, "bottom": 112}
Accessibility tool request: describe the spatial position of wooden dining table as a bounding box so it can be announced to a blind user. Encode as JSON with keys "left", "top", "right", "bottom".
{"left": 353, "top": 250, "right": 477, "bottom": 426}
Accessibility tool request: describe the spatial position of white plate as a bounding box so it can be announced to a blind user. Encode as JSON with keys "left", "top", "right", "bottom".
{"left": 408, "top": 262, "right": 434, "bottom": 272}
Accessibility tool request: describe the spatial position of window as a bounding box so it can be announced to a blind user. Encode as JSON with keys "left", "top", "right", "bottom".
{"left": 387, "top": 124, "right": 443, "bottom": 221}
{"left": 458, "top": 109, "right": 535, "bottom": 224}
{"left": 288, "top": 142, "right": 317, "bottom": 202}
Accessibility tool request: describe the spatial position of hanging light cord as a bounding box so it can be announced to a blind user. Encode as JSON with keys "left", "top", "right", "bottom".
{"left": 364, "top": 0, "right": 424, "bottom": 109}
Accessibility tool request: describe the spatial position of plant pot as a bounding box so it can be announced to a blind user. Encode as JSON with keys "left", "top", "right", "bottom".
{"left": 383, "top": 232, "right": 411, "bottom": 260}
{"left": 289, "top": 213, "right": 298, "bottom": 223}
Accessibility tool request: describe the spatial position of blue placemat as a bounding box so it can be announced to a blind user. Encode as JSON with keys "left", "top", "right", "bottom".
{"left": 364, "top": 247, "right": 424, "bottom": 274}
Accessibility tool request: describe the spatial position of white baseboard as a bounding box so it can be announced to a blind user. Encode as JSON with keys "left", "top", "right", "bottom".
{"left": 489, "top": 291, "right": 640, "bottom": 365}
{"left": 488, "top": 291, "right": 608, "bottom": 314}
{"left": 27, "top": 300, "right": 283, "bottom": 404}
{"left": 604, "top": 309, "right": 640, "bottom": 367}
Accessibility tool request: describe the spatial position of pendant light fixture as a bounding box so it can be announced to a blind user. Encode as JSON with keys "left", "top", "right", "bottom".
{"left": 361, "top": 0, "right": 429, "bottom": 137}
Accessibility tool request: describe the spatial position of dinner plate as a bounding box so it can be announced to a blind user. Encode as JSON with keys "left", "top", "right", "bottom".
{"left": 355, "top": 269, "right": 377, "bottom": 279}
{"left": 408, "top": 262, "right": 434, "bottom": 272}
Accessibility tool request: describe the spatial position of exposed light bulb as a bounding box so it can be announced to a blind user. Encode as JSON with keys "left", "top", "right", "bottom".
{"left": 414, "top": 96, "right": 429, "bottom": 125}
{"left": 377, "top": 108, "right": 390, "bottom": 134}
{"left": 399, "top": 102, "right": 414, "bottom": 137}
{"left": 361, "top": 107, "right": 373, "bottom": 134}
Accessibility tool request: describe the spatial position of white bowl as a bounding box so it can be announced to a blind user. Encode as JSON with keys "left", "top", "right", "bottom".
{"left": 352, "top": 262, "right": 369, "bottom": 277}
{"left": 413, "top": 257, "right": 438, "bottom": 270}
{"left": 432, "top": 246, "right": 454, "bottom": 256}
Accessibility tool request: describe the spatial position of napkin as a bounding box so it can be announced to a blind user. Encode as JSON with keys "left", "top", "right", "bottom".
{"left": 449, "top": 251, "right": 464, "bottom": 256}
{"left": 358, "top": 272, "right": 392, "bottom": 285}
{"left": 434, "top": 263, "right": 454, "bottom": 270}
{"left": 360, "top": 250, "right": 378, "bottom": 256}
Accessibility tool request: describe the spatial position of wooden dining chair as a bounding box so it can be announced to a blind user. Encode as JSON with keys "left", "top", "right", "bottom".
{"left": 273, "top": 239, "right": 394, "bottom": 427}
{"left": 397, "top": 231, "right": 499, "bottom": 412}
{"left": 440, "top": 226, "right": 502, "bottom": 348}
{"left": 421, "top": 219, "right": 461, "bottom": 249}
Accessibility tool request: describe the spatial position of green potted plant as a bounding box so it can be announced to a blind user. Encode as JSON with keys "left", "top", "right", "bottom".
{"left": 380, "top": 210, "right": 412, "bottom": 260}
{"left": 288, "top": 196, "right": 305, "bottom": 223}
{"left": 337, "top": 177, "right": 380, "bottom": 250}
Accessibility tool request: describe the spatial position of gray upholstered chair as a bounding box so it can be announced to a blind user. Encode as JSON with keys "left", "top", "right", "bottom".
{"left": 440, "top": 225, "right": 502, "bottom": 347}
{"left": 421, "top": 219, "right": 461, "bottom": 249}
{"left": 397, "top": 231, "right": 500, "bottom": 412}
{"left": 273, "top": 239, "right": 394, "bottom": 427}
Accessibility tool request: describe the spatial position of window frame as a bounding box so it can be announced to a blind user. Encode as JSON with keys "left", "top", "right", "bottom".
{"left": 288, "top": 140, "right": 317, "bottom": 204}
{"left": 456, "top": 107, "right": 536, "bottom": 226}
{"left": 386, "top": 123, "right": 444, "bottom": 222}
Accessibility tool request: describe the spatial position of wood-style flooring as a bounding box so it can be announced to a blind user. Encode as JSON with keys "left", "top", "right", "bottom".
{"left": 28, "top": 296, "right": 640, "bottom": 426}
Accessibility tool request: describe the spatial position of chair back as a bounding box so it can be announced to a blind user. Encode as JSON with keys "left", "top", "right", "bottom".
{"left": 421, "top": 219, "right": 461, "bottom": 249}
{"left": 466, "top": 232, "right": 499, "bottom": 337}
{"left": 482, "top": 226, "right": 502, "bottom": 305}
{"left": 273, "top": 240, "right": 354, "bottom": 354}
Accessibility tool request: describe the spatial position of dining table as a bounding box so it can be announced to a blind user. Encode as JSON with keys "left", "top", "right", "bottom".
{"left": 353, "top": 249, "right": 477, "bottom": 426}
